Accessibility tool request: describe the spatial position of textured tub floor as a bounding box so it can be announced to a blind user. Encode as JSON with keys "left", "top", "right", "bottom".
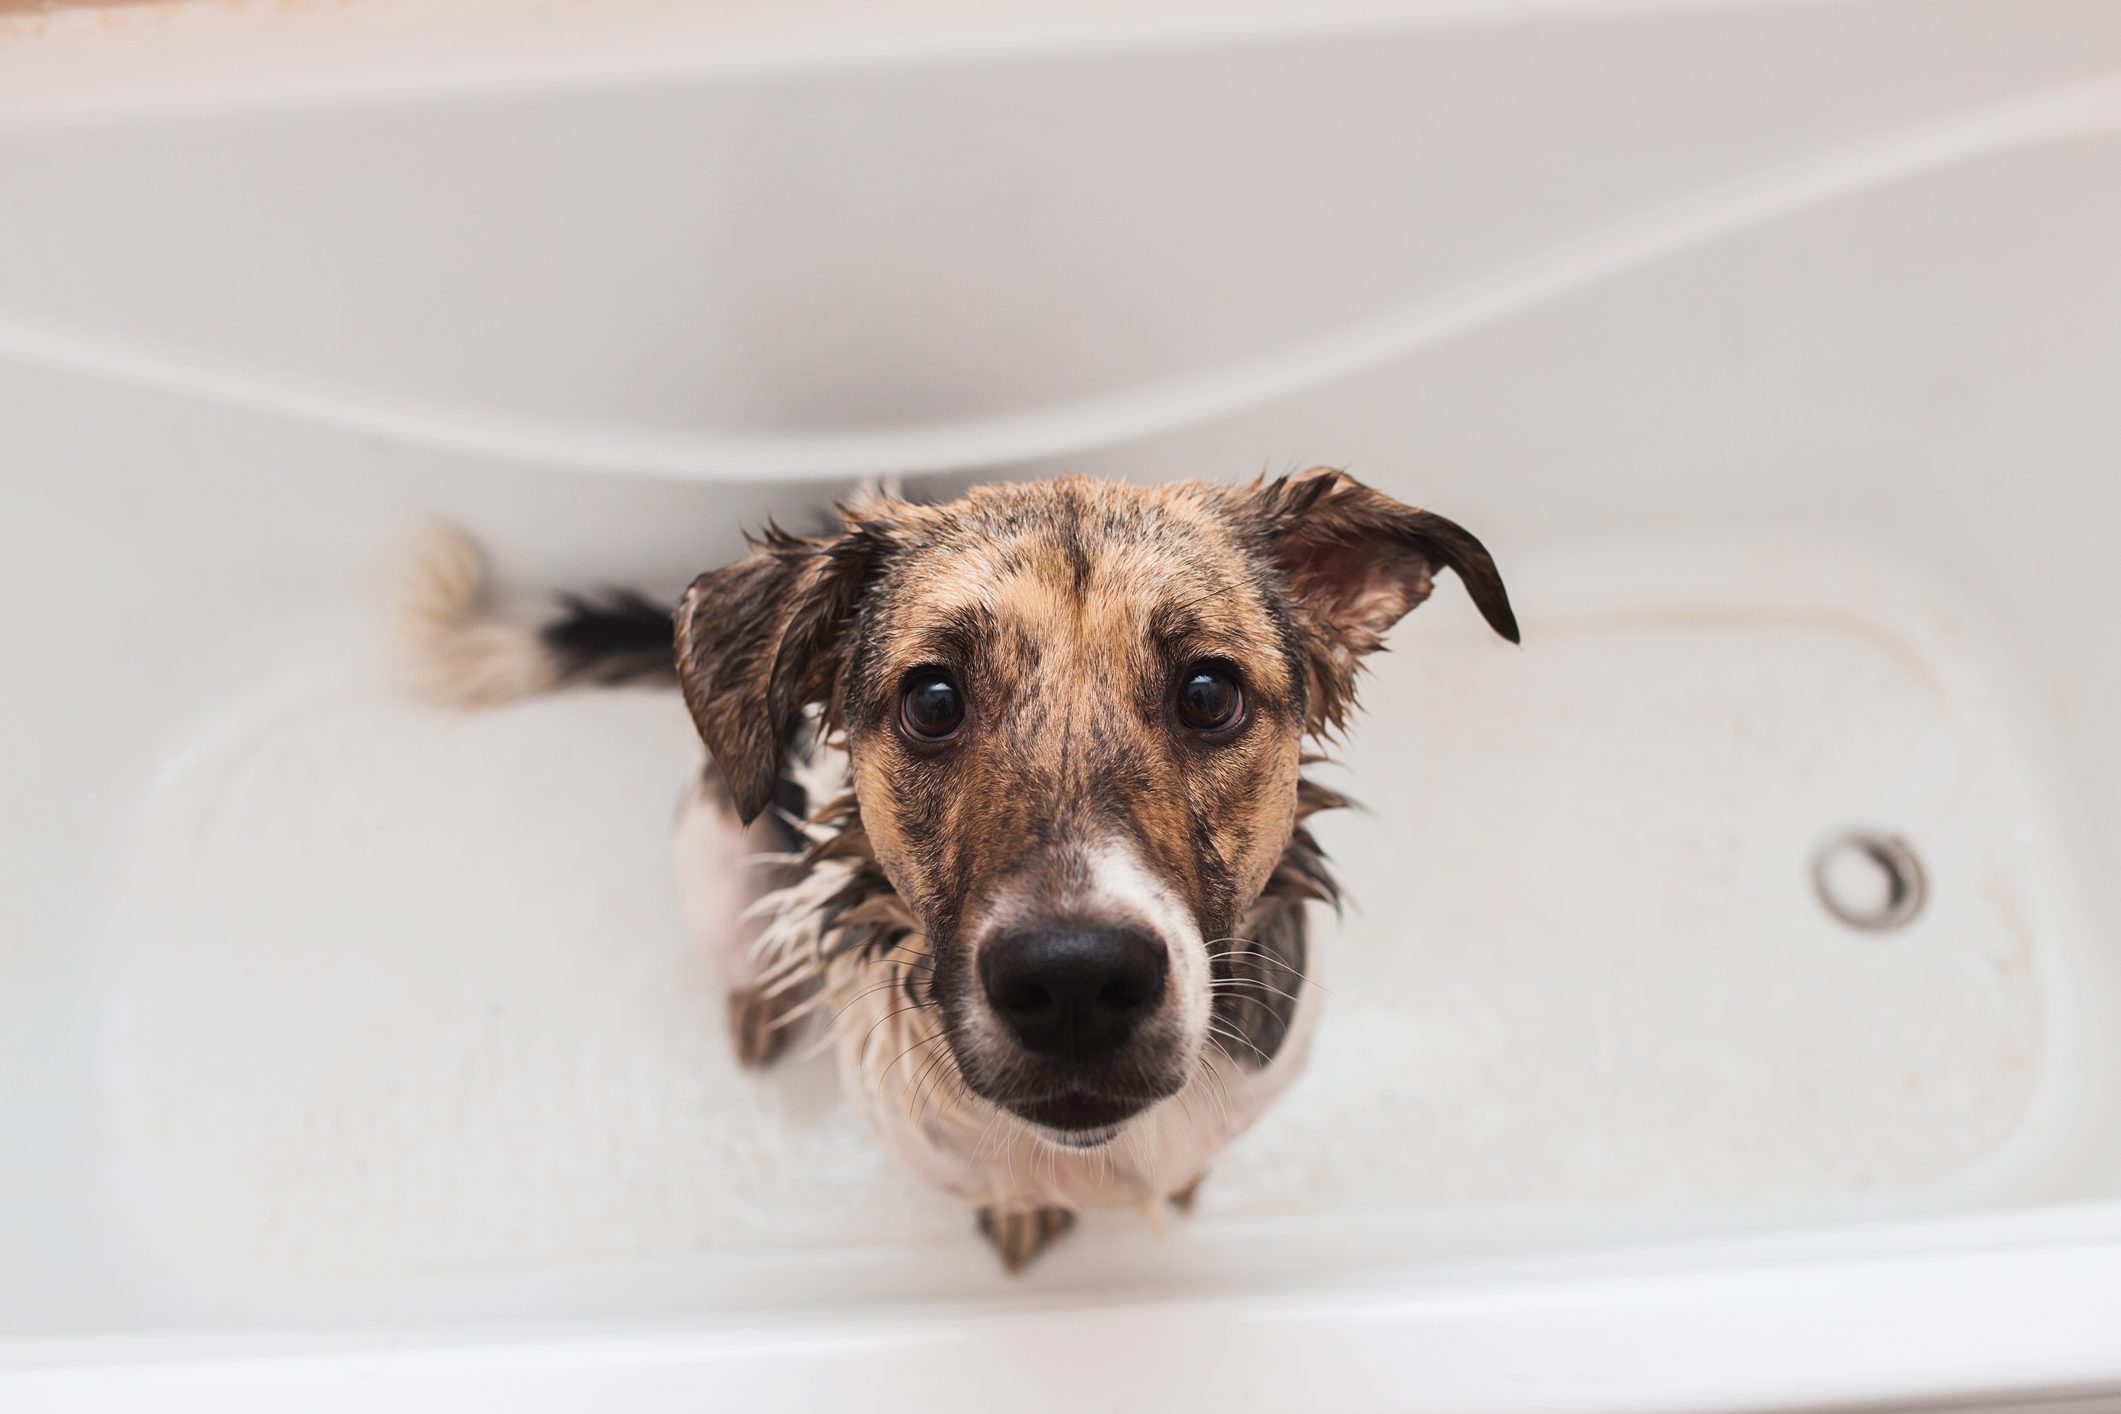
{"left": 104, "top": 548, "right": 2046, "bottom": 1278}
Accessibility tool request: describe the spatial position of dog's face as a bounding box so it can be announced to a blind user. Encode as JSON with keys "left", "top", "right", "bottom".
{"left": 676, "top": 471, "right": 1516, "bottom": 1145}
{"left": 835, "top": 485, "right": 1312, "bottom": 1141}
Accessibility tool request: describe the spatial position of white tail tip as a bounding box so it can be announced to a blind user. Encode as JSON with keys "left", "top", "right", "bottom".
{"left": 392, "top": 523, "right": 556, "bottom": 708}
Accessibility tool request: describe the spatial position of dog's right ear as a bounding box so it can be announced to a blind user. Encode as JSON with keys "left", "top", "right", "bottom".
{"left": 675, "top": 519, "right": 889, "bottom": 824}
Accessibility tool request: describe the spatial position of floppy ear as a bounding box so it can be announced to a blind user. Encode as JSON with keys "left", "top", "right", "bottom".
{"left": 1246, "top": 467, "right": 1518, "bottom": 731}
{"left": 675, "top": 521, "right": 886, "bottom": 824}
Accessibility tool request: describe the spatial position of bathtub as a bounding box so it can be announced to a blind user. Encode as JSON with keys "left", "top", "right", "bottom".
{"left": 5, "top": 0, "right": 2121, "bottom": 1407}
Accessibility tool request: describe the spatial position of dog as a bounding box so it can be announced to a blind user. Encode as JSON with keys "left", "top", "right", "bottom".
{"left": 401, "top": 468, "right": 1516, "bottom": 1271}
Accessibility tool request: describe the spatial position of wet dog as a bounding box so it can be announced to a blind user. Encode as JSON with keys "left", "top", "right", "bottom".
{"left": 402, "top": 469, "right": 1516, "bottom": 1271}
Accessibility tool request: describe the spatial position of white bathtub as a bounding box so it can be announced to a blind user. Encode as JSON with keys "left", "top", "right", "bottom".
{"left": 5, "top": 0, "right": 2121, "bottom": 1407}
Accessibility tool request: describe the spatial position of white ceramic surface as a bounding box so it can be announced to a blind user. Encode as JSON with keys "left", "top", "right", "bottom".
{"left": 4, "top": 0, "right": 2120, "bottom": 1408}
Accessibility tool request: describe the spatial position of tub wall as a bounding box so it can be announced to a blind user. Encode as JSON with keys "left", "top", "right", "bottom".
{"left": 4, "top": 0, "right": 2121, "bottom": 1347}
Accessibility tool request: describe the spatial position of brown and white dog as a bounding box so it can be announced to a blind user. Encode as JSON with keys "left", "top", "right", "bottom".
{"left": 402, "top": 469, "right": 1516, "bottom": 1271}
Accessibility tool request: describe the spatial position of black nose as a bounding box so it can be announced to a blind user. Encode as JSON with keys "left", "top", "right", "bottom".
{"left": 978, "top": 925, "right": 1169, "bottom": 1061}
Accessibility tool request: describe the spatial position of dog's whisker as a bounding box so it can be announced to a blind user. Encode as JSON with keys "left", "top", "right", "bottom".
{"left": 876, "top": 1029, "right": 947, "bottom": 1106}
{"left": 1205, "top": 1022, "right": 1275, "bottom": 1068}
{"left": 866, "top": 1009, "right": 943, "bottom": 1074}
{"left": 885, "top": 1036, "right": 948, "bottom": 1112}
{"left": 943, "top": 1071, "right": 979, "bottom": 1131}
{"left": 1204, "top": 941, "right": 1316, "bottom": 977}
{"left": 1204, "top": 948, "right": 1295, "bottom": 973}
{"left": 911, "top": 1043, "right": 970, "bottom": 1131}
{"left": 1202, "top": 1057, "right": 1236, "bottom": 1130}
{"left": 1207, "top": 950, "right": 1326, "bottom": 996}
{"left": 1203, "top": 1066, "right": 1240, "bottom": 1139}
{"left": 853, "top": 997, "right": 937, "bottom": 1051}
{"left": 975, "top": 1106, "right": 1006, "bottom": 1165}
{"left": 820, "top": 975, "right": 924, "bottom": 1021}
{"left": 1206, "top": 976, "right": 1308, "bottom": 1009}
{"left": 907, "top": 1043, "right": 957, "bottom": 1128}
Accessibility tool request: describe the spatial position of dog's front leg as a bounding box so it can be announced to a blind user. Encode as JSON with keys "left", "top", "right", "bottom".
{"left": 977, "top": 1205, "right": 1077, "bottom": 1274}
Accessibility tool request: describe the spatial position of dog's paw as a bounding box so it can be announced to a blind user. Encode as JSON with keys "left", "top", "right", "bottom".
{"left": 1168, "top": 1171, "right": 1208, "bottom": 1214}
{"left": 977, "top": 1205, "right": 1076, "bottom": 1274}
{"left": 726, "top": 988, "right": 797, "bottom": 1069}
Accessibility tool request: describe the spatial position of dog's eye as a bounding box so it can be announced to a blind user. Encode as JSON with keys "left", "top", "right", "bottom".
{"left": 1175, "top": 662, "right": 1244, "bottom": 734}
{"left": 899, "top": 672, "right": 966, "bottom": 742}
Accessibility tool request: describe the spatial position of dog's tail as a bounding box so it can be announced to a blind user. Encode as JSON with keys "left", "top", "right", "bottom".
{"left": 394, "top": 524, "right": 678, "bottom": 707}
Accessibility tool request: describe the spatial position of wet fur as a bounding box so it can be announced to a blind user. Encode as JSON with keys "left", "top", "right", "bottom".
{"left": 403, "top": 469, "right": 1516, "bottom": 1269}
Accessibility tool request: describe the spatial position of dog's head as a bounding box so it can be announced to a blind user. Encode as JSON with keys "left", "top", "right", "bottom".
{"left": 676, "top": 471, "right": 1516, "bottom": 1145}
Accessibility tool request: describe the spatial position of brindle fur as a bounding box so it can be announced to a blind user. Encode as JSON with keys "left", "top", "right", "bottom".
{"left": 672, "top": 470, "right": 1515, "bottom": 1270}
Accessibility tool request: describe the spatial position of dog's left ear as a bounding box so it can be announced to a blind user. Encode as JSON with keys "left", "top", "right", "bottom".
{"left": 675, "top": 509, "right": 897, "bottom": 824}
{"left": 1242, "top": 467, "right": 1518, "bottom": 731}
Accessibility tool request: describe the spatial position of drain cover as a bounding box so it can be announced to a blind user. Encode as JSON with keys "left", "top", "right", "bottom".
{"left": 1814, "top": 832, "right": 1926, "bottom": 931}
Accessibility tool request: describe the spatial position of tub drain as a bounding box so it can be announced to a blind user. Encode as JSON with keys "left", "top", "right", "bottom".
{"left": 1813, "top": 832, "right": 1926, "bottom": 931}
